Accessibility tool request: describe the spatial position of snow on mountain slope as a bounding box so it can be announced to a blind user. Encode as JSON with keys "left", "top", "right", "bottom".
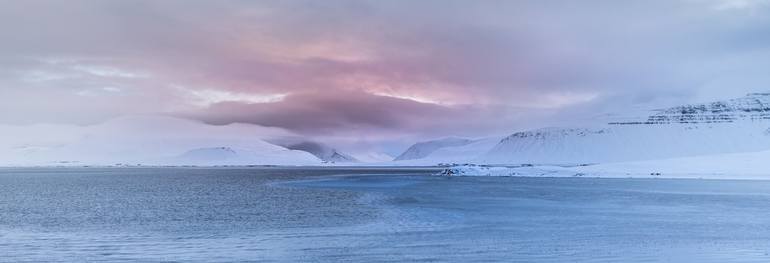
{"left": 425, "top": 137, "right": 503, "bottom": 162}
{"left": 0, "top": 115, "right": 320, "bottom": 166}
{"left": 159, "top": 146, "right": 319, "bottom": 166}
{"left": 483, "top": 123, "right": 770, "bottom": 164}
{"left": 176, "top": 147, "right": 239, "bottom": 162}
{"left": 482, "top": 93, "right": 770, "bottom": 164}
{"left": 275, "top": 140, "right": 359, "bottom": 163}
{"left": 613, "top": 92, "right": 770, "bottom": 125}
{"left": 394, "top": 137, "right": 474, "bottom": 161}
{"left": 351, "top": 151, "right": 395, "bottom": 163}
{"left": 391, "top": 136, "right": 503, "bottom": 165}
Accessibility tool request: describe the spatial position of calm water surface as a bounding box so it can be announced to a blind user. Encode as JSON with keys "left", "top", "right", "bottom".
{"left": 1, "top": 167, "right": 770, "bottom": 262}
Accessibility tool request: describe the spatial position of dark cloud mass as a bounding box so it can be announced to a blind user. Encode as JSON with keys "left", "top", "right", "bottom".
{"left": 191, "top": 91, "right": 548, "bottom": 137}
{"left": 2, "top": 0, "right": 770, "bottom": 140}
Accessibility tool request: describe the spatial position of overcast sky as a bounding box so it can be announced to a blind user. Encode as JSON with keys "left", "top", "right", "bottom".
{"left": 2, "top": 0, "right": 770, "bottom": 150}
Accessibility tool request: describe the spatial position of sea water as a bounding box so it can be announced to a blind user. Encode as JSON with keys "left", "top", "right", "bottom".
{"left": 1, "top": 167, "right": 769, "bottom": 262}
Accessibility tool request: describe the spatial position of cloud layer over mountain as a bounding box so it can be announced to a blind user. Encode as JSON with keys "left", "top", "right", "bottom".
{"left": 2, "top": 0, "right": 770, "bottom": 149}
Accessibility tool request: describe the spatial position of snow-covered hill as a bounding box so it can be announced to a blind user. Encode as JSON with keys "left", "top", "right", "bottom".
{"left": 0, "top": 115, "right": 321, "bottom": 166}
{"left": 391, "top": 136, "right": 503, "bottom": 165}
{"left": 481, "top": 93, "right": 770, "bottom": 164}
{"left": 393, "top": 137, "right": 474, "bottom": 161}
{"left": 353, "top": 151, "right": 395, "bottom": 163}
{"left": 391, "top": 93, "right": 770, "bottom": 166}
{"left": 616, "top": 92, "right": 770, "bottom": 125}
{"left": 482, "top": 122, "right": 770, "bottom": 164}
{"left": 159, "top": 146, "right": 319, "bottom": 166}
{"left": 175, "top": 147, "right": 239, "bottom": 162}
{"left": 274, "top": 140, "right": 359, "bottom": 163}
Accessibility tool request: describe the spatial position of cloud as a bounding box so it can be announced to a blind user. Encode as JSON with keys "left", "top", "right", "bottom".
{"left": 1, "top": 0, "right": 770, "bottom": 142}
{"left": 188, "top": 91, "right": 546, "bottom": 137}
{"left": 708, "top": 0, "right": 770, "bottom": 10}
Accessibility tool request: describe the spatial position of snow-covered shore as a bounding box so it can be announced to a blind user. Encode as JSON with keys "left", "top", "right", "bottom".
{"left": 438, "top": 150, "right": 770, "bottom": 180}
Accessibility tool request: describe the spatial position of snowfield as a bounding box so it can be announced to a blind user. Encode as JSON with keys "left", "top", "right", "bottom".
{"left": 575, "top": 150, "right": 770, "bottom": 179}
{"left": 440, "top": 150, "right": 770, "bottom": 180}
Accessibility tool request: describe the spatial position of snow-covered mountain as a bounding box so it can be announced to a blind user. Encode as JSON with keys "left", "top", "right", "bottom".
{"left": 8, "top": 93, "right": 770, "bottom": 167}
{"left": 481, "top": 123, "right": 770, "bottom": 164}
{"left": 391, "top": 137, "right": 503, "bottom": 165}
{"left": 353, "top": 151, "right": 395, "bottom": 163}
{"left": 159, "top": 146, "right": 319, "bottom": 166}
{"left": 391, "top": 93, "right": 770, "bottom": 166}
{"left": 0, "top": 115, "right": 321, "bottom": 166}
{"left": 176, "top": 147, "right": 239, "bottom": 162}
{"left": 482, "top": 93, "right": 770, "bottom": 164}
{"left": 612, "top": 93, "right": 770, "bottom": 125}
{"left": 394, "top": 137, "right": 474, "bottom": 161}
{"left": 275, "top": 140, "right": 359, "bottom": 163}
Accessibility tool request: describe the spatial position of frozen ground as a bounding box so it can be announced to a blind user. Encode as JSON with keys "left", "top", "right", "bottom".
{"left": 442, "top": 149, "right": 770, "bottom": 180}
{"left": 2, "top": 167, "right": 770, "bottom": 262}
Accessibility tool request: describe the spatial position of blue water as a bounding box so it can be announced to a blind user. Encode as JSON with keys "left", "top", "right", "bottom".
{"left": 1, "top": 167, "right": 770, "bottom": 262}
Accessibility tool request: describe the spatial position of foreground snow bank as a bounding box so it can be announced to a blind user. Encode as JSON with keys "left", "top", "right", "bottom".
{"left": 440, "top": 150, "right": 770, "bottom": 180}
{"left": 574, "top": 150, "right": 770, "bottom": 180}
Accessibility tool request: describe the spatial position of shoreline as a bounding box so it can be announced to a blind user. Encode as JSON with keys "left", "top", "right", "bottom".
{"left": 1, "top": 165, "right": 769, "bottom": 181}
{"left": 438, "top": 164, "right": 770, "bottom": 181}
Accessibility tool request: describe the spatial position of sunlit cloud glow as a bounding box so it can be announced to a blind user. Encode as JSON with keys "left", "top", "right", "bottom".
{"left": 1, "top": 0, "right": 769, "bottom": 143}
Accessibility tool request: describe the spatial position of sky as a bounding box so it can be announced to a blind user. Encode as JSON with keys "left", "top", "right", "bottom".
{"left": 2, "top": 0, "right": 770, "bottom": 154}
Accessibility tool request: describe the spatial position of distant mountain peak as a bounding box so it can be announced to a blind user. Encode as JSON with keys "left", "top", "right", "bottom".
{"left": 394, "top": 137, "right": 474, "bottom": 161}
{"left": 611, "top": 93, "right": 770, "bottom": 125}
{"left": 271, "top": 140, "right": 358, "bottom": 163}
{"left": 502, "top": 128, "right": 609, "bottom": 141}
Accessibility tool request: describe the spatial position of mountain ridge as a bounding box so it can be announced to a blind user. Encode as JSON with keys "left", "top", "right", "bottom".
{"left": 398, "top": 93, "right": 770, "bottom": 165}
